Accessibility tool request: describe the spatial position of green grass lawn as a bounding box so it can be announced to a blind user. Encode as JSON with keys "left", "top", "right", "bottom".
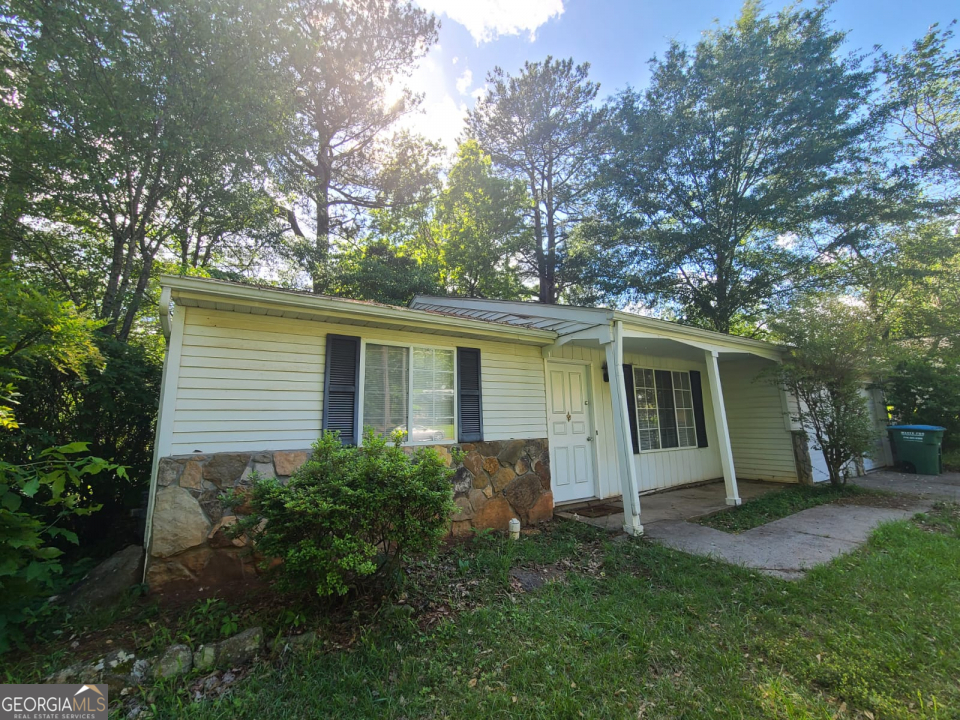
{"left": 128, "top": 505, "right": 960, "bottom": 719}
{"left": 699, "top": 483, "right": 887, "bottom": 533}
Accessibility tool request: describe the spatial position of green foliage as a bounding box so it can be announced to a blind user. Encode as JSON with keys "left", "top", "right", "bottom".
{"left": 597, "top": 1, "right": 902, "bottom": 333}
{"left": 0, "top": 442, "right": 125, "bottom": 652}
{"left": 0, "top": 271, "right": 102, "bottom": 383}
{"left": 2, "top": 337, "right": 161, "bottom": 547}
{"left": 886, "top": 354, "right": 960, "bottom": 450}
{"left": 234, "top": 430, "right": 456, "bottom": 598}
{"left": 433, "top": 140, "right": 530, "bottom": 299}
{"left": 881, "top": 21, "right": 960, "bottom": 200}
{"left": 329, "top": 240, "right": 443, "bottom": 306}
{"left": 767, "top": 296, "right": 880, "bottom": 485}
{"left": 275, "top": 0, "right": 441, "bottom": 291}
{"left": 2, "top": 0, "right": 288, "bottom": 339}
{"left": 467, "top": 57, "right": 607, "bottom": 303}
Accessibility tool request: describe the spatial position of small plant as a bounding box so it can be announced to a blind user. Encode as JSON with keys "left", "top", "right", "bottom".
{"left": 179, "top": 597, "right": 238, "bottom": 644}
{"left": 232, "top": 429, "right": 456, "bottom": 599}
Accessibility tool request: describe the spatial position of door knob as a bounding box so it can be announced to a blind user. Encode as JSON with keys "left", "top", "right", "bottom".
{"left": 586, "top": 436, "right": 592, "bottom": 441}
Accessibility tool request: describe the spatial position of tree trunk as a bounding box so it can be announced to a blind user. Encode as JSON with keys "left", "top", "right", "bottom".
{"left": 544, "top": 163, "right": 557, "bottom": 304}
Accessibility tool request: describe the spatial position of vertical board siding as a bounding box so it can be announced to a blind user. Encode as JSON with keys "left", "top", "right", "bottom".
{"left": 719, "top": 358, "right": 798, "bottom": 482}
{"left": 170, "top": 307, "right": 547, "bottom": 454}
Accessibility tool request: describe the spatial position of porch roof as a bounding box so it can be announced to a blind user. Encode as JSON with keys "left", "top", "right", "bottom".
{"left": 412, "top": 296, "right": 786, "bottom": 361}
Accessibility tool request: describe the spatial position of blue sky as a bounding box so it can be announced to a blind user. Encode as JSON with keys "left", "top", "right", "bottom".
{"left": 398, "top": 0, "right": 958, "bottom": 152}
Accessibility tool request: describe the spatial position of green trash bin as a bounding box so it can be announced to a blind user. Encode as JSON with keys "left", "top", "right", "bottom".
{"left": 887, "top": 425, "right": 946, "bottom": 475}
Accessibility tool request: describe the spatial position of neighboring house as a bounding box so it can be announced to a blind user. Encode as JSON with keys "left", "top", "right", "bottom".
{"left": 143, "top": 276, "right": 886, "bottom": 588}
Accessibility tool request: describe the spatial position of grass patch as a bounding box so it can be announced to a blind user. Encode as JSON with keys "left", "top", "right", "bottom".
{"left": 148, "top": 505, "right": 960, "bottom": 719}
{"left": 698, "top": 483, "right": 887, "bottom": 533}
{"left": 9, "top": 506, "right": 960, "bottom": 719}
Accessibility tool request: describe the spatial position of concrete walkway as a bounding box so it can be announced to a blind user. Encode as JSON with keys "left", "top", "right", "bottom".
{"left": 557, "top": 472, "right": 955, "bottom": 579}
{"left": 644, "top": 502, "right": 928, "bottom": 579}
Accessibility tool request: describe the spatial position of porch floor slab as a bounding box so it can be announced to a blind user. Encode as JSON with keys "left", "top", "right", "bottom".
{"left": 555, "top": 479, "right": 780, "bottom": 531}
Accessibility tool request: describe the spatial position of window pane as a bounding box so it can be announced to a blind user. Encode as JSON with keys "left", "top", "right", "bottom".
{"left": 633, "top": 366, "right": 661, "bottom": 451}
{"left": 655, "top": 370, "right": 679, "bottom": 448}
{"left": 672, "top": 371, "right": 697, "bottom": 448}
{"left": 410, "top": 348, "right": 455, "bottom": 443}
{"left": 364, "top": 344, "right": 408, "bottom": 439}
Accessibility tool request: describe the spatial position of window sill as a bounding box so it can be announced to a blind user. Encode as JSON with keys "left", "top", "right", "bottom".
{"left": 633, "top": 445, "right": 701, "bottom": 456}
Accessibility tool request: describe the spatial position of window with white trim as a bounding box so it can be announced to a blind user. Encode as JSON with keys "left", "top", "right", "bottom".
{"left": 632, "top": 368, "right": 698, "bottom": 451}
{"left": 363, "top": 343, "right": 455, "bottom": 443}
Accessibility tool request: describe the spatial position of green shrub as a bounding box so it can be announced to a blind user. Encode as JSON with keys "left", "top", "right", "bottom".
{"left": 234, "top": 430, "right": 456, "bottom": 598}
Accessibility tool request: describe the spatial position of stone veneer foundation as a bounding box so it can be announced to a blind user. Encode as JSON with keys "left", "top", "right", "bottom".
{"left": 145, "top": 438, "right": 552, "bottom": 590}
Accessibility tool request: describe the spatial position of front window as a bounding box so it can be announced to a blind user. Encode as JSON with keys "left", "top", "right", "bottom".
{"left": 632, "top": 367, "right": 698, "bottom": 451}
{"left": 363, "top": 343, "right": 455, "bottom": 443}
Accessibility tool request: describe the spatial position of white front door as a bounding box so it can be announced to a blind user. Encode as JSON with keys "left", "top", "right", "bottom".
{"left": 547, "top": 363, "right": 597, "bottom": 503}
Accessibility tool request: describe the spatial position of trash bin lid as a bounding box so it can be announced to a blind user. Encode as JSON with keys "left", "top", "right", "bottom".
{"left": 887, "top": 424, "right": 946, "bottom": 431}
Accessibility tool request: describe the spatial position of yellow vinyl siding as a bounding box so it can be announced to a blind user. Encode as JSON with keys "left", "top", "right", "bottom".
{"left": 167, "top": 307, "right": 547, "bottom": 455}
{"left": 719, "top": 358, "right": 798, "bottom": 482}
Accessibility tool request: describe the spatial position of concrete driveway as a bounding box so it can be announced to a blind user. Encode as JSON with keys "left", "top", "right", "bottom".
{"left": 852, "top": 469, "right": 960, "bottom": 502}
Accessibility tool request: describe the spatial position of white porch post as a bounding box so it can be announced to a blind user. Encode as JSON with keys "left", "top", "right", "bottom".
{"left": 704, "top": 350, "right": 741, "bottom": 505}
{"left": 604, "top": 321, "right": 644, "bottom": 535}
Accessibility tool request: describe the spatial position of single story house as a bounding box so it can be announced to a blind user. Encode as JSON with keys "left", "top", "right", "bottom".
{"left": 143, "top": 276, "right": 888, "bottom": 588}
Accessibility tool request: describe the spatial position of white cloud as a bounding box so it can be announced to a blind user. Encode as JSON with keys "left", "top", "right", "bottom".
{"left": 455, "top": 69, "right": 473, "bottom": 95}
{"left": 417, "top": 0, "right": 564, "bottom": 43}
{"left": 385, "top": 46, "right": 467, "bottom": 154}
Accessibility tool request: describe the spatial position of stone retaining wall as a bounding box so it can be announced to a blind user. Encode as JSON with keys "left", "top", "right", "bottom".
{"left": 146, "top": 439, "right": 552, "bottom": 590}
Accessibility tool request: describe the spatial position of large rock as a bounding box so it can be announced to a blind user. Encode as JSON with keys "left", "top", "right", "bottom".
{"left": 473, "top": 496, "right": 518, "bottom": 532}
{"left": 66, "top": 545, "right": 143, "bottom": 609}
{"left": 491, "top": 466, "right": 516, "bottom": 493}
{"left": 527, "top": 490, "right": 554, "bottom": 524}
{"left": 451, "top": 465, "right": 474, "bottom": 494}
{"left": 180, "top": 461, "right": 203, "bottom": 490}
{"left": 157, "top": 458, "right": 183, "bottom": 487}
{"left": 216, "top": 627, "right": 263, "bottom": 667}
{"left": 274, "top": 450, "right": 309, "bottom": 476}
{"left": 535, "top": 455, "right": 551, "bottom": 489}
{"left": 208, "top": 517, "right": 245, "bottom": 549}
{"left": 462, "top": 452, "right": 484, "bottom": 478}
{"left": 154, "top": 644, "right": 193, "bottom": 678}
{"left": 497, "top": 440, "right": 526, "bottom": 466}
{"left": 452, "top": 496, "right": 474, "bottom": 521}
{"left": 482, "top": 456, "right": 500, "bottom": 475}
{"left": 504, "top": 473, "right": 542, "bottom": 513}
{"left": 150, "top": 486, "right": 211, "bottom": 558}
{"left": 241, "top": 462, "right": 276, "bottom": 484}
{"left": 198, "top": 489, "right": 225, "bottom": 525}
{"left": 202, "top": 454, "right": 251, "bottom": 488}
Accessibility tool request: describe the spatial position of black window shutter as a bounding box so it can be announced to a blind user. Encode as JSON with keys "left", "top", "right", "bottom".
{"left": 622, "top": 364, "right": 640, "bottom": 454}
{"left": 457, "top": 348, "right": 483, "bottom": 442}
{"left": 322, "top": 334, "right": 360, "bottom": 445}
{"left": 689, "top": 370, "right": 709, "bottom": 448}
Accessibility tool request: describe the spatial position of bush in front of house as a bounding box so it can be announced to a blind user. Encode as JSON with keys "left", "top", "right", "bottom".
{"left": 233, "top": 430, "right": 456, "bottom": 599}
